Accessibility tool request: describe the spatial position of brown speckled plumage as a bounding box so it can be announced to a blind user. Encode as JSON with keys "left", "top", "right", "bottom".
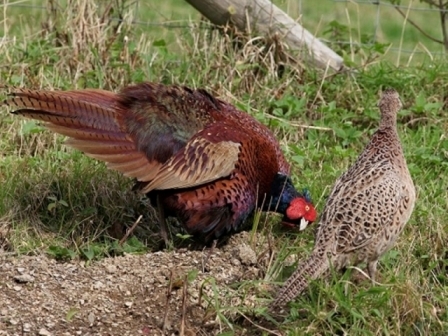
{"left": 5, "top": 82, "right": 317, "bottom": 243}
{"left": 272, "top": 88, "right": 416, "bottom": 307}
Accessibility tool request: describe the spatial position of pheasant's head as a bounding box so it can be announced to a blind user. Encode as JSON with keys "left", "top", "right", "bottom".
{"left": 266, "top": 174, "right": 317, "bottom": 231}
{"left": 283, "top": 193, "right": 317, "bottom": 231}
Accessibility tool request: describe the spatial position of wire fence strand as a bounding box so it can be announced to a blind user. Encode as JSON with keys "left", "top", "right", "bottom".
{"left": 0, "top": 0, "right": 446, "bottom": 57}
{"left": 333, "top": 0, "right": 448, "bottom": 12}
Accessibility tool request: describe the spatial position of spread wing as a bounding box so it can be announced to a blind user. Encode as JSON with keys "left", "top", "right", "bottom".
{"left": 5, "top": 83, "right": 234, "bottom": 189}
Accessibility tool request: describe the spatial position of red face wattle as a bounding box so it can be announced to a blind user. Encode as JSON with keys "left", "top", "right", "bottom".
{"left": 283, "top": 198, "right": 317, "bottom": 231}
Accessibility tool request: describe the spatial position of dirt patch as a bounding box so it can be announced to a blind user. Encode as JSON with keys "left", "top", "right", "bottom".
{"left": 0, "top": 232, "right": 276, "bottom": 335}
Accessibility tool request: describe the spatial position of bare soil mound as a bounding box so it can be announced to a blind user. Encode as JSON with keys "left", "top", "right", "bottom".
{"left": 0, "top": 232, "right": 277, "bottom": 336}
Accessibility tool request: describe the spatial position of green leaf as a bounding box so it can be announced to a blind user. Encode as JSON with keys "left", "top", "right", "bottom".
{"left": 65, "top": 307, "right": 78, "bottom": 321}
{"left": 47, "top": 245, "right": 77, "bottom": 261}
{"left": 153, "top": 39, "right": 166, "bottom": 47}
{"left": 187, "top": 269, "right": 199, "bottom": 283}
{"left": 176, "top": 233, "right": 193, "bottom": 240}
{"left": 82, "top": 247, "right": 95, "bottom": 261}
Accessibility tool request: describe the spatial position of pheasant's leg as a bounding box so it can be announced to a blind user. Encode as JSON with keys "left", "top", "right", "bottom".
{"left": 156, "top": 194, "right": 169, "bottom": 247}
{"left": 367, "top": 260, "right": 378, "bottom": 283}
{"left": 202, "top": 239, "right": 217, "bottom": 272}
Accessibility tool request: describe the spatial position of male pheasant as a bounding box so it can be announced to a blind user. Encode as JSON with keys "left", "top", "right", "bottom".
{"left": 4, "top": 82, "right": 317, "bottom": 244}
{"left": 271, "top": 88, "right": 416, "bottom": 307}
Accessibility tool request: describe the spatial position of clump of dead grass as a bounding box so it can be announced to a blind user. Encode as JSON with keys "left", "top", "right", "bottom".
{"left": 42, "top": 0, "right": 142, "bottom": 89}
{"left": 177, "top": 21, "right": 308, "bottom": 100}
{"left": 0, "top": 0, "right": 145, "bottom": 90}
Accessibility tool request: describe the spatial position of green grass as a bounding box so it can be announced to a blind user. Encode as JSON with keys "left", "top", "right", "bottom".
{"left": 0, "top": 0, "right": 448, "bottom": 334}
{"left": 287, "top": 0, "right": 446, "bottom": 64}
{"left": 1, "top": 0, "right": 445, "bottom": 64}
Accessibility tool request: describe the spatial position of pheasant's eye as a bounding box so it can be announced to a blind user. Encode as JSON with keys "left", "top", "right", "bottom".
{"left": 305, "top": 205, "right": 310, "bottom": 212}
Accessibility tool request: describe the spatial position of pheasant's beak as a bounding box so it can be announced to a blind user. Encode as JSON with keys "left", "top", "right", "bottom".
{"left": 281, "top": 217, "right": 309, "bottom": 231}
{"left": 299, "top": 218, "right": 309, "bottom": 231}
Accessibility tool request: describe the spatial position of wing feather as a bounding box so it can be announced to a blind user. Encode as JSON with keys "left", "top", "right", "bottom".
{"left": 140, "top": 136, "right": 241, "bottom": 192}
{"left": 5, "top": 84, "right": 229, "bottom": 189}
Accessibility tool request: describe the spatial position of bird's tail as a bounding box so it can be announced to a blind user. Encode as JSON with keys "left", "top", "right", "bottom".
{"left": 5, "top": 88, "right": 122, "bottom": 134}
{"left": 271, "top": 252, "right": 329, "bottom": 308}
{"left": 4, "top": 88, "right": 155, "bottom": 180}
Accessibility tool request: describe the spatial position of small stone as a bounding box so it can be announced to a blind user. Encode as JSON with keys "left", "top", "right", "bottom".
{"left": 13, "top": 286, "right": 22, "bottom": 291}
{"left": 14, "top": 274, "right": 35, "bottom": 283}
{"left": 155, "top": 276, "right": 166, "bottom": 284}
{"left": 233, "top": 243, "right": 257, "bottom": 265}
{"left": 230, "top": 258, "right": 241, "bottom": 266}
{"left": 105, "top": 265, "right": 117, "bottom": 274}
{"left": 9, "top": 319, "right": 18, "bottom": 325}
{"left": 38, "top": 328, "right": 51, "bottom": 336}
{"left": 88, "top": 312, "right": 95, "bottom": 325}
{"left": 17, "top": 267, "right": 25, "bottom": 274}
{"left": 93, "top": 281, "right": 104, "bottom": 289}
{"left": 124, "top": 301, "right": 133, "bottom": 308}
{"left": 283, "top": 253, "right": 298, "bottom": 267}
{"left": 23, "top": 323, "right": 31, "bottom": 332}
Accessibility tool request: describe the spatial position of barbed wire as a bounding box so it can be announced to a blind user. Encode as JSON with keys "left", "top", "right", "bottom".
{"left": 0, "top": 0, "right": 446, "bottom": 57}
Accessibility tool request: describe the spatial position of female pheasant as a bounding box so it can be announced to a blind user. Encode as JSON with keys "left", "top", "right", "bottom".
{"left": 5, "top": 82, "right": 317, "bottom": 244}
{"left": 271, "top": 88, "right": 416, "bottom": 307}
